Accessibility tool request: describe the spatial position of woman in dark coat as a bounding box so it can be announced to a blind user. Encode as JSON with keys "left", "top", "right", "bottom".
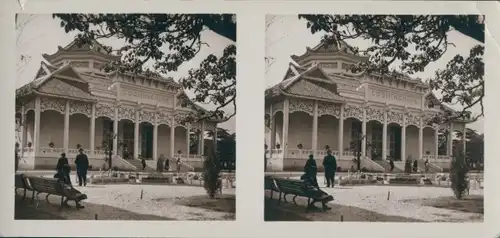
{"left": 304, "top": 154, "right": 319, "bottom": 188}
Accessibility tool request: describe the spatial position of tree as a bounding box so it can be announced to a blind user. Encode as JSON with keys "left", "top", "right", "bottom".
{"left": 299, "top": 15, "right": 484, "bottom": 122}
{"left": 450, "top": 151, "right": 469, "bottom": 199}
{"left": 203, "top": 145, "right": 221, "bottom": 198}
{"left": 53, "top": 14, "right": 236, "bottom": 122}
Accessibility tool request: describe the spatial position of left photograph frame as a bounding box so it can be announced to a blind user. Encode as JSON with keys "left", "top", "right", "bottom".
{"left": 14, "top": 13, "right": 237, "bottom": 221}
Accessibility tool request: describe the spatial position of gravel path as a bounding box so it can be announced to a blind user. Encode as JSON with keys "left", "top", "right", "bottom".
{"left": 322, "top": 185, "right": 483, "bottom": 222}
{"left": 76, "top": 184, "right": 236, "bottom": 220}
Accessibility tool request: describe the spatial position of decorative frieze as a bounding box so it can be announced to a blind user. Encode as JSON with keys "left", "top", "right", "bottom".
{"left": 344, "top": 104, "right": 363, "bottom": 120}
{"left": 95, "top": 103, "right": 114, "bottom": 119}
{"left": 174, "top": 113, "right": 188, "bottom": 126}
{"left": 139, "top": 110, "right": 156, "bottom": 123}
{"left": 118, "top": 105, "right": 136, "bottom": 122}
{"left": 317, "top": 101, "right": 340, "bottom": 118}
{"left": 289, "top": 98, "right": 314, "bottom": 115}
{"left": 423, "top": 112, "right": 438, "bottom": 125}
{"left": 40, "top": 97, "right": 65, "bottom": 114}
{"left": 69, "top": 101, "right": 92, "bottom": 117}
{"left": 205, "top": 122, "right": 216, "bottom": 132}
{"left": 156, "top": 111, "right": 173, "bottom": 126}
{"left": 387, "top": 111, "right": 404, "bottom": 125}
{"left": 273, "top": 101, "right": 284, "bottom": 115}
{"left": 365, "top": 107, "right": 384, "bottom": 123}
{"left": 25, "top": 100, "right": 35, "bottom": 112}
{"left": 405, "top": 112, "right": 420, "bottom": 127}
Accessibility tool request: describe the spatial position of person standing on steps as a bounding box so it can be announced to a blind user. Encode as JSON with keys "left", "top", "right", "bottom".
{"left": 164, "top": 157, "right": 170, "bottom": 171}
{"left": 176, "top": 157, "right": 181, "bottom": 173}
{"left": 322, "top": 150, "right": 337, "bottom": 188}
{"left": 75, "top": 148, "right": 89, "bottom": 186}
{"left": 389, "top": 158, "right": 395, "bottom": 172}
{"left": 141, "top": 156, "right": 146, "bottom": 170}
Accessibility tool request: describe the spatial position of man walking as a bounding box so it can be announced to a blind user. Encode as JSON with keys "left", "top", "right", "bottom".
{"left": 322, "top": 150, "right": 337, "bottom": 188}
{"left": 75, "top": 148, "right": 89, "bottom": 186}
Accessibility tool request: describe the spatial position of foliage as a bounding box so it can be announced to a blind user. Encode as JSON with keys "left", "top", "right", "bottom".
{"left": 207, "top": 128, "right": 236, "bottom": 170}
{"left": 53, "top": 14, "right": 236, "bottom": 122}
{"left": 299, "top": 15, "right": 484, "bottom": 122}
{"left": 203, "top": 146, "right": 221, "bottom": 198}
{"left": 455, "top": 128, "right": 484, "bottom": 169}
{"left": 450, "top": 152, "right": 470, "bottom": 199}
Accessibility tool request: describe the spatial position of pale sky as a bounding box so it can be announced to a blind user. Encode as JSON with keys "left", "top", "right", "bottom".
{"left": 266, "top": 15, "right": 484, "bottom": 134}
{"left": 16, "top": 14, "right": 235, "bottom": 132}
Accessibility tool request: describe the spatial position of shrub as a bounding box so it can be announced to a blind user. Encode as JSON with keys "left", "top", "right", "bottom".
{"left": 450, "top": 152, "right": 469, "bottom": 199}
{"left": 203, "top": 148, "right": 221, "bottom": 198}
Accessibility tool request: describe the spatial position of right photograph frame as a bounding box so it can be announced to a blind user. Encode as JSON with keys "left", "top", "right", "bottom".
{"left": 264, "top": 14, "right": 484, "bottom": 222}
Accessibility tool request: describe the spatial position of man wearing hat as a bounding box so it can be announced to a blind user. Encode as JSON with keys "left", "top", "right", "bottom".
{"left": 75, "top": 148, "right": 89, "bottom": 186}
{"left": 56, "top": 152, "right": 71, "bottom": 185}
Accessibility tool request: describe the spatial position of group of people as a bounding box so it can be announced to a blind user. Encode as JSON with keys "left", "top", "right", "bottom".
{"left": 140, "top": 154, "right": 182, "bottom": 173}
{"left": 403, "top": 158, "right": 430, "bottom": 173}
{"left": 300, "top": 150, "right": 337, "bottom": 210}
{"left": 54, "top": 148, "right": 89, "bottom": 208}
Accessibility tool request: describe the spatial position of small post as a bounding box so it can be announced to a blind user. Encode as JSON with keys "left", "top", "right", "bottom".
{"left": 95, "top": 213, "right": 98, "bottom": 220}
{"left": 140, "top": 189, "right": 143, "bottom": 199}
{"left": 387, "top": 190, "right": 390, "bottom": 200}
{"left": 340, "top": 214, "right": 344, "bottom": 222}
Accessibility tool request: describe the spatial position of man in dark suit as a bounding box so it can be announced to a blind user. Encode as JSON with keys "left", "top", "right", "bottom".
{"left": 75, "top": 148, "right": 89, "bottom": 186}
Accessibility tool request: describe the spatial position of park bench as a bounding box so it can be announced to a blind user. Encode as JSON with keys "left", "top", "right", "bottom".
{"left": 15, "top": 173, "right": 34, "bottom": 200}
{"left": 265, "top": 176, "right": 334, "bottom": 212}
{"left": 27, "top": 176, "right": 86, "bottom": 210}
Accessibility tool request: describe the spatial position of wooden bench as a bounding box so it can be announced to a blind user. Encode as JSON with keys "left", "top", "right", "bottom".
{"left": 265, "top": 176, "right": 334, "bottom": 212}
{"left": 15, "top": 174, "right": 35, "bottom": 200}
{"left": 27, "top": 176, "right": 87, "bottom": 210}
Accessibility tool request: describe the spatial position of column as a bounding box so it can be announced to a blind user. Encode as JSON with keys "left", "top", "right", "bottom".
{"left": 448, "top": 123, "right": 454, "bottom": 156}
{"left": 312, "top": 100, "right": 318, "bottom": 153}
{"left": 20, "top": 106, "right": 26, "bottom": 156}
{"left": 338, "top": 104, "right": 344, "bottom": 156}
{"left": 434, "top": 127, "right": 439, "bottom": 158}
{"left": 270, "top": 105, "right": 276, "bottom": 149}
{"left": 63, "top": 100, "right": 70, "bottom": 154}
{"left": 200, "top": 121, "right": 205, "bottom": 155}
{"left": 462, "top": 124, "right": 467, "bottom": 155}
{"left": 153, "top": 123, "right": 158, "bottom": 160}
{"left": 134, "top": 110, "right": 140, "bottom": 159}
{"left": 282, "top": 99, "right": 289, "bottom": 154}
{"left": 382, "top": 109, "right": 387, "bottom": 160}
{"left": 186, "top": 124, "right": 191, "bottom": 156}
{"left": 34, "top": 97, "right": 41, "bottom": 154}
{"left": 89, "top": 103, "right": 95, "bottom": 154}
{"left": 418, "top": 116, "right": 423, "bottom": 160}
{"left": 112, "top": 106, "right": 118, "bottom": 156}
{"left": 361, "top": 107, "right": 367, "bottom": 157}
{"left": 401, "top": 113, "right": 407, "bottom": 161}
{"left": 170, "top": 117, "right": 175, "bottom": 158}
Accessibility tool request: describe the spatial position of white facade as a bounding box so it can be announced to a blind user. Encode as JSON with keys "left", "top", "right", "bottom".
{"left": 265, "top": 41, "right": 469, "bottom": 172}
{"left": 16, "top": 40, "right": 217, "bottom": 170}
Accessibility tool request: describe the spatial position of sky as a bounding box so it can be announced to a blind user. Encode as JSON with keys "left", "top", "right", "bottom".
{"left": 16, "top": 14, "right": 235, "bottom": 133}
{"left": 265, "top": 15, "right": 484, "bottom": 134}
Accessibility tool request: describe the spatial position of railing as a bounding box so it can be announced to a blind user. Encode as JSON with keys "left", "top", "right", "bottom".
{"left": 265, "top": 149, "right": 341, "bottom": 159}
{"left": 422, "top": 155, "right": 451, "bottom": 160}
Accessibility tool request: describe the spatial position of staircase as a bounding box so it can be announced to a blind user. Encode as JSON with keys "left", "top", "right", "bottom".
{"left": 128, "top": 159, "right": 156, "bottom": 172}
{"left": 417, "top": 159, "right": 443, "bottom": 173}
{"left": 373, "top": 159, "right": 403, "bottom": 173}
{"left": 167, "top": 158, "right": 196, "bottom": 172}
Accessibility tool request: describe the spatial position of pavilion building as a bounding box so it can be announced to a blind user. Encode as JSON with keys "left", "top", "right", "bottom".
{"left": 264, "top": 40, "right": 471, "bottom": 172}
{"left": 16, "top": 39, "right": 218, "bottom": 170}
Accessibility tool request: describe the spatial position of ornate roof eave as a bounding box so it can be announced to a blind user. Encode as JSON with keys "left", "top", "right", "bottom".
{"left": 291, "top": 51, "right": 369, "bottom": 63}
{"left": 42, "top": 50, "right": 121, "bottom": 63}
{"left": 32, "top": 90, "right": 97, "bottom": 103}
{"left": 370, "top": 71, "right": 429, "bottom": 88}
{"left": 106, "top": 71, "right": 181, "bottom": 88}
{"left": 279, "top": 87, "right": 346, "bottom": 104}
